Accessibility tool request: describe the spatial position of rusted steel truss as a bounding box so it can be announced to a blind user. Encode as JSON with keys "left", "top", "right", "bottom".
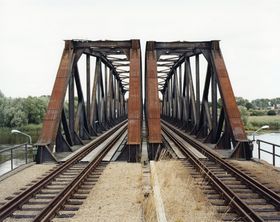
{"left": 127, "top": 40, "right": 142, "bottom": 162}
{"left": 155, "top": 41, "right": 252, "bottom": 159}
{"left": 145, "top": 42, "right": 162, "bottom": 160}
{"left": 36, "top": 39, "right": 251, "bottom": 162}
{"left": 36, "top": 40, "right": 141, "bottom": 163}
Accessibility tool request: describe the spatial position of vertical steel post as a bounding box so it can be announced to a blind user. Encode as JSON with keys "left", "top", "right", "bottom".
{"left": 145, "top": 41, "right": 161, "bottom": 160}
{"left": 258, "top": 140, "right": 261, "bottom": 160}
{"left": 211, "top": 68, "right": 217, "bottom": 142}
{"left": 11, "top": 149, "right": 13, "bottom": 170}
{"left": 195, "top": 54, "right": 200, "bottom": 128}
{"left": 104, "top": 66, "right": 108, "bottom": 124}
{"left": 90, "top": 58, "right": 100, "bottom": 129}
{"left": 69, "top": 71, "right": 75, "bottom": 140}
{"left": 184, "top": 59, "right": 190, "bottom": 128}
{"left": 86, "top": 54, "right": 91, "bottom": 121}
{"left": 25, "top": 144, "right": 28, "bottom": 164}
{"left": 273, "top": 145, "right": 275, "bottom": 166}
{"left": 127, "top": 40, "right": 142, "bottom": 162}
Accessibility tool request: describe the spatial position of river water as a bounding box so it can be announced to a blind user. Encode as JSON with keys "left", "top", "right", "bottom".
{"left": 0, "top": 145, "right": 34, "bottom": 176}
{"left": 248, "top": 132, "right": 280, "bottom": 167}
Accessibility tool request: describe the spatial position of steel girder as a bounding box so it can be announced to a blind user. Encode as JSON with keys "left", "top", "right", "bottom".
{"left": 145, "top": 42, "right": 162, "bottom": 160}
{"left": 127, "top": 40, "right": 142, "bottom": 162}
{"left": 153, "top": 41, "right": 252, "bottom": 159}
{"left": 36, "top": 40, "right": 140, "bottom": 163}
{"left": 36, "top": 39, "right": 252, "bottom": 162}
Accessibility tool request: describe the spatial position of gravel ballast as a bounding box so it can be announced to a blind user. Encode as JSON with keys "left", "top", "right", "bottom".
{"left": 56, "top": 162, "right": 143, "bottom": 222}
{"left": 154, "top": 160, "right": 221, "bottom": 222}
{"left": 230, "top": 159, "right": 280, "bottom": 190}
{"left": 0, "top": 164, "right": 56, "bottom": 203}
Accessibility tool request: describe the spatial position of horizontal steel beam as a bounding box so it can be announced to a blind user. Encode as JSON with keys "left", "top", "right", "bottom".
{"left": 155, "top": 41, "right": 213, "bottom": 50}
{"left": 72, "top": 40, "right": 132, "bottom": 49}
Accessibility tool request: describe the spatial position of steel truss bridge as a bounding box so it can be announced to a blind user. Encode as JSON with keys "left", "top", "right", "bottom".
{"left": 36, "top": 39, "right": 252, "bottom": 163}
{"left": 2, "top": 39, "right": 280, "bottom": 222}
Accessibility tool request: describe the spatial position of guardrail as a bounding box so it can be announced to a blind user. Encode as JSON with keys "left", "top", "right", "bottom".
{"left": 0, "top": 143, "right": 35, "bottom": 175}
{"left": 256, "top": 139, "right": 280, "bottom": 166}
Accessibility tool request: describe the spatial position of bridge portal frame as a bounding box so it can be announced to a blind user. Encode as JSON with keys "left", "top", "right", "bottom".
{"left": 36, "top": 39, "right": 142, "bottom": 163}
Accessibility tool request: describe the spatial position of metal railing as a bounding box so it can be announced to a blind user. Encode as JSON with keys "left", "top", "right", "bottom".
{"left": 0, "top": 143, "right": 35, "bottom": 175}
{"left": 256, "top": 139, "right": 280, "bottom": 166}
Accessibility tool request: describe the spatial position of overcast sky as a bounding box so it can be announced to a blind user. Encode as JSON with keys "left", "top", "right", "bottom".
{"left": 0, "top": 0, "right": 279, "bottom": 100}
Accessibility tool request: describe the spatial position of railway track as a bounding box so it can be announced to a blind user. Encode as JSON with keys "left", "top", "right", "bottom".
{"left": 162, "top": 120, "right": 280, "bottom": 222}
{"left": 0, "top": 121, "right": 127, "bottom": 222}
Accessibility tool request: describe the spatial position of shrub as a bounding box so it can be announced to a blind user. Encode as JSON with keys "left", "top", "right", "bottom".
{"left": 267, "top": 110, "right": 276, "bottom": 116}
{"left": 238, "top": 106, "right": 249, "bottom": 126}
{"left": 250, "top": 110, "right": 266, "bottom": 116}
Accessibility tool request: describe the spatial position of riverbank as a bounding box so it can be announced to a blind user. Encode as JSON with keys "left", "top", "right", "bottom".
{"left": 0, "top": 124, "right": 41, "bottom": 144}
{"left": 246, "top": 115, "right": 280, "bottom": 131}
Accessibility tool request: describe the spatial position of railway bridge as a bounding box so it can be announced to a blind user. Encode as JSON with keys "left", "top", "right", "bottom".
{"left": 36, "top": 39, "right": 252, "bottom": 163}
{"left": 0, "top": 39, "right": 280, "bottom": 222}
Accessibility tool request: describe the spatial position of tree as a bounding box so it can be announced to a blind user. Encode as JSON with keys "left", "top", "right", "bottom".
{"left": 0, "top": 95, "right": 47, "bottom": 128}
{"left": 238, "top": 106, "right": 249, "bottom": 126}
{"left": 23, "top": 96, "right": 48, "bottom": 124}
{"left": 235, "top": 97, "right": 249, "bottom": 107}
{"left": 0, "top": 96, "right": 7, "bottom": 127}
{"left": 0, "top": 98, "right": 26, "bottom": 127}
{"left": 245, "top": 102, "right": 254, "bottom": 110}
{"left": 251, "top": 98, "right": 270, "bottom": 109}
{"left": 10, "top": 110, "right": 28, "bottom": 127}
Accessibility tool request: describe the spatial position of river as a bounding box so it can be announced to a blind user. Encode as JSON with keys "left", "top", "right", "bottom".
{"left": 249, "top": 132, "right": 280, "bottom": 167}
{"left": 0, "top": 144, "right": 34, "bottom": 176}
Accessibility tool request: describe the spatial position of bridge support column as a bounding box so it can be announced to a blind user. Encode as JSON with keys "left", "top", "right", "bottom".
{"left": 127, "top": 40, "right": 142, "bottom": 162}
{"left": 145, "top": 42, "right": 162, "bottom": 160}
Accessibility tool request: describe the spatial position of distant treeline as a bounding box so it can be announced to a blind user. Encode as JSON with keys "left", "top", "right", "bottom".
{"left": 234, "top": 97, "right": 280, "bottom": 111}
{"left": 0, "top": 90, "right": 49, "bottom": 128}
{"left": 0, "top": 90, "right": 279, "bottom": 128}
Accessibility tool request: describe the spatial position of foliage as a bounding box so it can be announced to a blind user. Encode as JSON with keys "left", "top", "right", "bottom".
{"left": 0, "top": 124, "right": 42, "bottom": 144}
{"left": 248, "top": 115, "right": 280, "bottom": 131}
{"left": 245, "top": 102, "right": 254, "bottom": 110}
{"left": 23, "top": 96, "right": 48, "bottom": 124}
{"left": 251, "top": 98, "right": 270, "bottom": 109}
{"left": 238, "top": 106, "right": 249, "bottom": 126}
{"left": 250, "top": 110, "right": 266, "bottom": 116}
{"left": 267, "top": 110, "right": 276, "bottom": 116}
{"left": 270, "top": 97, "right": 280, "bottom": 106}
{"left": 236, "top": 97, "right": 249, "bottom": 107}
{"left": 0, "top": 94, "right": 49, "bottom": 128}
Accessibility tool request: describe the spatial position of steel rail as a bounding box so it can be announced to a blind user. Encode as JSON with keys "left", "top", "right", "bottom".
{"left": 161, "top": 121, "right": 280, "bottom": 222}
{"left": 162, "top": 120, "right": 280, "bottom": 209}
{"left": 34, "top": 124, "right": 127, "bottom": 221}
{"left": 162, "top": 123, "right": 263, "bottom": 222}
{"left": 0, "top": 120, "right": 127, "bottom": 220}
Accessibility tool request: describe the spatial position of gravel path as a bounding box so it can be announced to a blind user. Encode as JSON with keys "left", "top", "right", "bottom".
{"left": 0, "top": 164, "right": 56, "bottom": 203}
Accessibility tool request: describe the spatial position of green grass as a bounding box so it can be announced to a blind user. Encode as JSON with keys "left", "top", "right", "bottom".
{"left": 247, "top": 115, "right": 280, "bottom": 131}
{"left": 0, "top": 124, "right": 42, "bottom": 144}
